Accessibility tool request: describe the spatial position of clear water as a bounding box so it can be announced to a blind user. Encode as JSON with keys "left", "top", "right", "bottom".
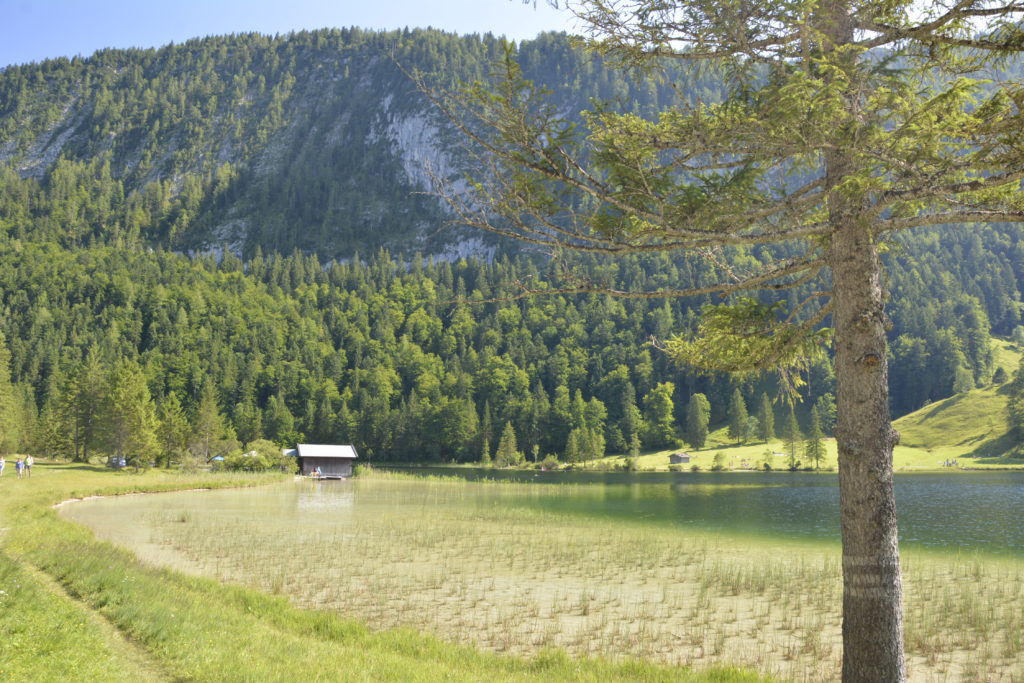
{"left": 385, "top": 468, "right": 1024, "bottom": 556}
{"left": 61, "top": 470, "right": 1024, "bottom": 557}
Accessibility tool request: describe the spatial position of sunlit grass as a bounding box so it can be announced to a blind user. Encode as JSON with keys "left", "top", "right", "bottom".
{"left": 3, "top": 463, "right": 763, "bottom": 682}
{"left": 66, "top": 473, "right": 1024, "bottom": 682}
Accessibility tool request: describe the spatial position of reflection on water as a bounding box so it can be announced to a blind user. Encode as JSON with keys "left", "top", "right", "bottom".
{"left": 386, "top": 468, "right": 1024, "bottom": 556}
{"left": 58, "top": 470, "right": 1024, "bottom": 556}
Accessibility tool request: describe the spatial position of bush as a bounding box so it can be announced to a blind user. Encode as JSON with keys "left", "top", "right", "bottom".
{"left": 711, "top": 452, "right": 727, "bottom": 471}
{"left": 539, "top": 455, "right": 560, "bottom": 470}
{"left": 223, "top": 451, "right": 270, "bottom": 472}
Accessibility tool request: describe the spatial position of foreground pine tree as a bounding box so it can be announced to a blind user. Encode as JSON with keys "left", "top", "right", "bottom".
{"left": 430, "top": 1, "right": 1024, "bottom": 678}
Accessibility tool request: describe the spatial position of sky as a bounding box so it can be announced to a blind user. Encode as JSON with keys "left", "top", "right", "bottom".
{"left": 0, "top": 0, "right": 577, "bottom": 68}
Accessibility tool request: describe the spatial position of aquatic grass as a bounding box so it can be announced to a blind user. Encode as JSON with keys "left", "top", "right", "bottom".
{"left": 61, "top": 473, "right": 1024, "bottom": 681}
{"left": 3, "top": 463, "right": 764, "bottom": 683}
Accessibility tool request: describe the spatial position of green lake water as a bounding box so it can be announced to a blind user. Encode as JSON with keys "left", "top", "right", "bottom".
{"left": 390, "top": 469, "right": 1024, "bottom": 556}
{"left": 64, "top": 470, "right": 1024, "bottom": 557}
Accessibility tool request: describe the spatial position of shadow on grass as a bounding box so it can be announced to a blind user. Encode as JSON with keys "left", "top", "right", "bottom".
{"left": 919, "top": 392, "right": 969, "bottom": 421}
{"left": 966, "top": 430, "right": 1020, "bottom": 458}
{"left": 40, "top": 462, "right": 117, "bottom": 474}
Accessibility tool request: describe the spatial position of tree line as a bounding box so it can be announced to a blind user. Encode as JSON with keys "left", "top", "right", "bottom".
{"left": 0, "top": 238, "right": 1013, "bottom": 463}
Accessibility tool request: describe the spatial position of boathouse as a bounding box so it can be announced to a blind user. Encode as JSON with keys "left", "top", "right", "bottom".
{"left": 294, "top": 444, "right": 359, "bottom": 478}
{"left": 669, "top": 452, "right": 691, "bottom": 464}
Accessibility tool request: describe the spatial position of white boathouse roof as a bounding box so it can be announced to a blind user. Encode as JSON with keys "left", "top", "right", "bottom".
{"left": 296, "top": 444, "right": 359, "bottom": 459}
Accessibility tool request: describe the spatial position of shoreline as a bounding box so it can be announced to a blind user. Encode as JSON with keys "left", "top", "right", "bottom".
{"left": 52, "top": 487, "right": 215, "bottom": 509}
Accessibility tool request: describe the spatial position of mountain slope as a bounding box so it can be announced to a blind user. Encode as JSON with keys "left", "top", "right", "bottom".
{"left": 0, "top": 29, "right": 692, "bottom": 259}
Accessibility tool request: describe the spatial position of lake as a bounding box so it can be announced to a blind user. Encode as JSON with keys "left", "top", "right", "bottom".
{"left": 388, "top": 468, "right": 1024, "bottom": 556}
{"left": 61, "top": 471, "right": 1024, "bottom": 680}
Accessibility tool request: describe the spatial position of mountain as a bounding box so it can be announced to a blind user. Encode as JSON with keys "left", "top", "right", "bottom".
{"left": 1, "top": 29, "right": 1023, "bottom": 461}
{"left": 0, "top": 29, "right": 696, "bottom": 260}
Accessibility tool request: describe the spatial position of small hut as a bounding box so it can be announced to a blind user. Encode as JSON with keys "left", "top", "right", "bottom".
{"left": 669, "top": 452, "right": 691, "bottom": 464}
{"left": 295, "top": 444, "right": 358, "bottom": 478}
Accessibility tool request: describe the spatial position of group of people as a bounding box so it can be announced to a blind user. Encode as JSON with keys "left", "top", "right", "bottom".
{"left": 0, "top": 455, "right": 33, "bottom": 478}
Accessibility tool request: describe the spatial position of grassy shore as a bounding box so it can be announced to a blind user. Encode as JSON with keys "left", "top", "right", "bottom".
{"left": 0, "top": 462, "right": 763, "bottom": 682}
{"left": 60, "top": 470, "right": 1024, "bottom": 681}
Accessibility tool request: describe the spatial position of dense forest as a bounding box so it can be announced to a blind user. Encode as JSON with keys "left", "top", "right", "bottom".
{"left": 1, "top": 29, "right": 1023, "bottom": 464}
{"left": 0, "top": 228, "right": 1018, "bottom": 464}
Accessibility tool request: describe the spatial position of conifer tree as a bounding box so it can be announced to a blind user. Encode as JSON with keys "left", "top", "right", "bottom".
{"left": 103, "top": 359, "right": 159, "bottom": 468}
{"left": 756, "top": 392, "right": 775, "bottom": 443}
{"left": 783, "top": 405, "right": 802, "bottom": 470}
{"left": 0, "top": 331, "right": 20, "bottom": 454}
{"left": 727, "top": 388, "right": 749, "bottom": 444}
{"left": 480, "top": 437, "right": 492, "bottom": 466}
{"left": 59, "top": 347, "right": 106, "bottom": 462}
{"left": 191, "top": 380, "right": 231, "bottom": 462}
{"left": 263, "top": 394, "right": 296, "bottom": 445}
{"left": 1007, "top": 358, "right": 1024, "bottom": 445}
{"left": 684, "top": 393, "right": 710, "bottom": 449}
{"left": 563, "top": 429, "right": 581, "bottom": 463}
{"left": 495, "top": 421, "right": 521, "bottom": 466}
{"left": 620, "top": 383, "right": 643, "bottom": 447}
{"left": 157, "top": 392, "right": 191, "bottom": 468}
{"left": 433, "top": 3, "right": 1024, "bottom": 674}
{"left": 804, "top": 405, "right": 827, "bottom": 470}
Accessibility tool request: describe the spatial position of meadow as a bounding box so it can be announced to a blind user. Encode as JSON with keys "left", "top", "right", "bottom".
{"left": 64, "top": 473, "right": 1024, "bottom": 682}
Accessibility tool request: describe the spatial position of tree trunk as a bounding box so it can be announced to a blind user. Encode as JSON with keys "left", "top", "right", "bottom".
{"left": 820, "top": 0, "right": 906, "bottom": 675}
{"left": 829, "top": 216, "right": 906, "bottom": 681}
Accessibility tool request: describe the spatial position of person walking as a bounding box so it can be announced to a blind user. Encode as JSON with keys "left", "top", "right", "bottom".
{"left": 24, "top": 454, "right": 33, "bottom": 477}
{"left": 0, "top": 455, "right": 5, "bottom": 477}
{"left": 15, "top": 457, "right": 24, "bottom": 478}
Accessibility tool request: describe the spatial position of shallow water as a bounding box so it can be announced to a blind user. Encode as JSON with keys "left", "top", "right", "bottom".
{"left": 387, "top": 469, "right": 1024, "bottom": 556}
{"left": 61, "top": 470, "right": 1024, "bottom": 556}
{"left": 59, "top": 472, "right": 1024, "bottom": 681}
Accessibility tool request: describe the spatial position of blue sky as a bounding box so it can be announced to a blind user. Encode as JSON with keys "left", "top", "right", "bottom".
{"left": 1, "top": 0, "right": 577, "bottom": 68}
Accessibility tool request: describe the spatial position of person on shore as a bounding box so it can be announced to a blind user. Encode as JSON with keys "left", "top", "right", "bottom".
{"left": 25, "top": 455, "right": 33, "bottom": 477}
{"left": 15, "top": 457, "right": 24, "bottom": 478}
{"left": 0, "top": 455, "right": 5, "bottom": 477}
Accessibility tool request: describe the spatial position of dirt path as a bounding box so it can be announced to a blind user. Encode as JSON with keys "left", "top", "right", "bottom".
{"left": 0, "top": 471, "right": 168, "bottom": 683}
{"left": 15, "top": 558, "right": 172, "bottom": 682}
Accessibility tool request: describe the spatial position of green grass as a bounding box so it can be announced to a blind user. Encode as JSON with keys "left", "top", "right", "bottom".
{"left": 0, "top": 462, "right": 765, "bottom": 682}
{"left": 594, "top": 338, "right": 1024, "bottom": 472}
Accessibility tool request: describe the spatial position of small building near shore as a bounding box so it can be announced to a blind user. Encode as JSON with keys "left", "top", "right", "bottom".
{"left": 669, "top": 452, "right": 691, "bottom": 464}
{"left": 293, "top": 444, "right": 358, "bottom": 478}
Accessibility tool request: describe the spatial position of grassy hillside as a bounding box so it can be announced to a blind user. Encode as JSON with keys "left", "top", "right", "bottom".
{"left": 891, "top": 338, "right": 1022, "bottom": 468}
{"left": 596, "top": 339, "right": 1024, "bottom": 472}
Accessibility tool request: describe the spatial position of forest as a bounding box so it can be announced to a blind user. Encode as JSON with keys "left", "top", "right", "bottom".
{"left": 1, "top": 29, "right": 1024, "bottom": 465}
{"left": 0, "top": 229, "right": 1020, "bottom": 465}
